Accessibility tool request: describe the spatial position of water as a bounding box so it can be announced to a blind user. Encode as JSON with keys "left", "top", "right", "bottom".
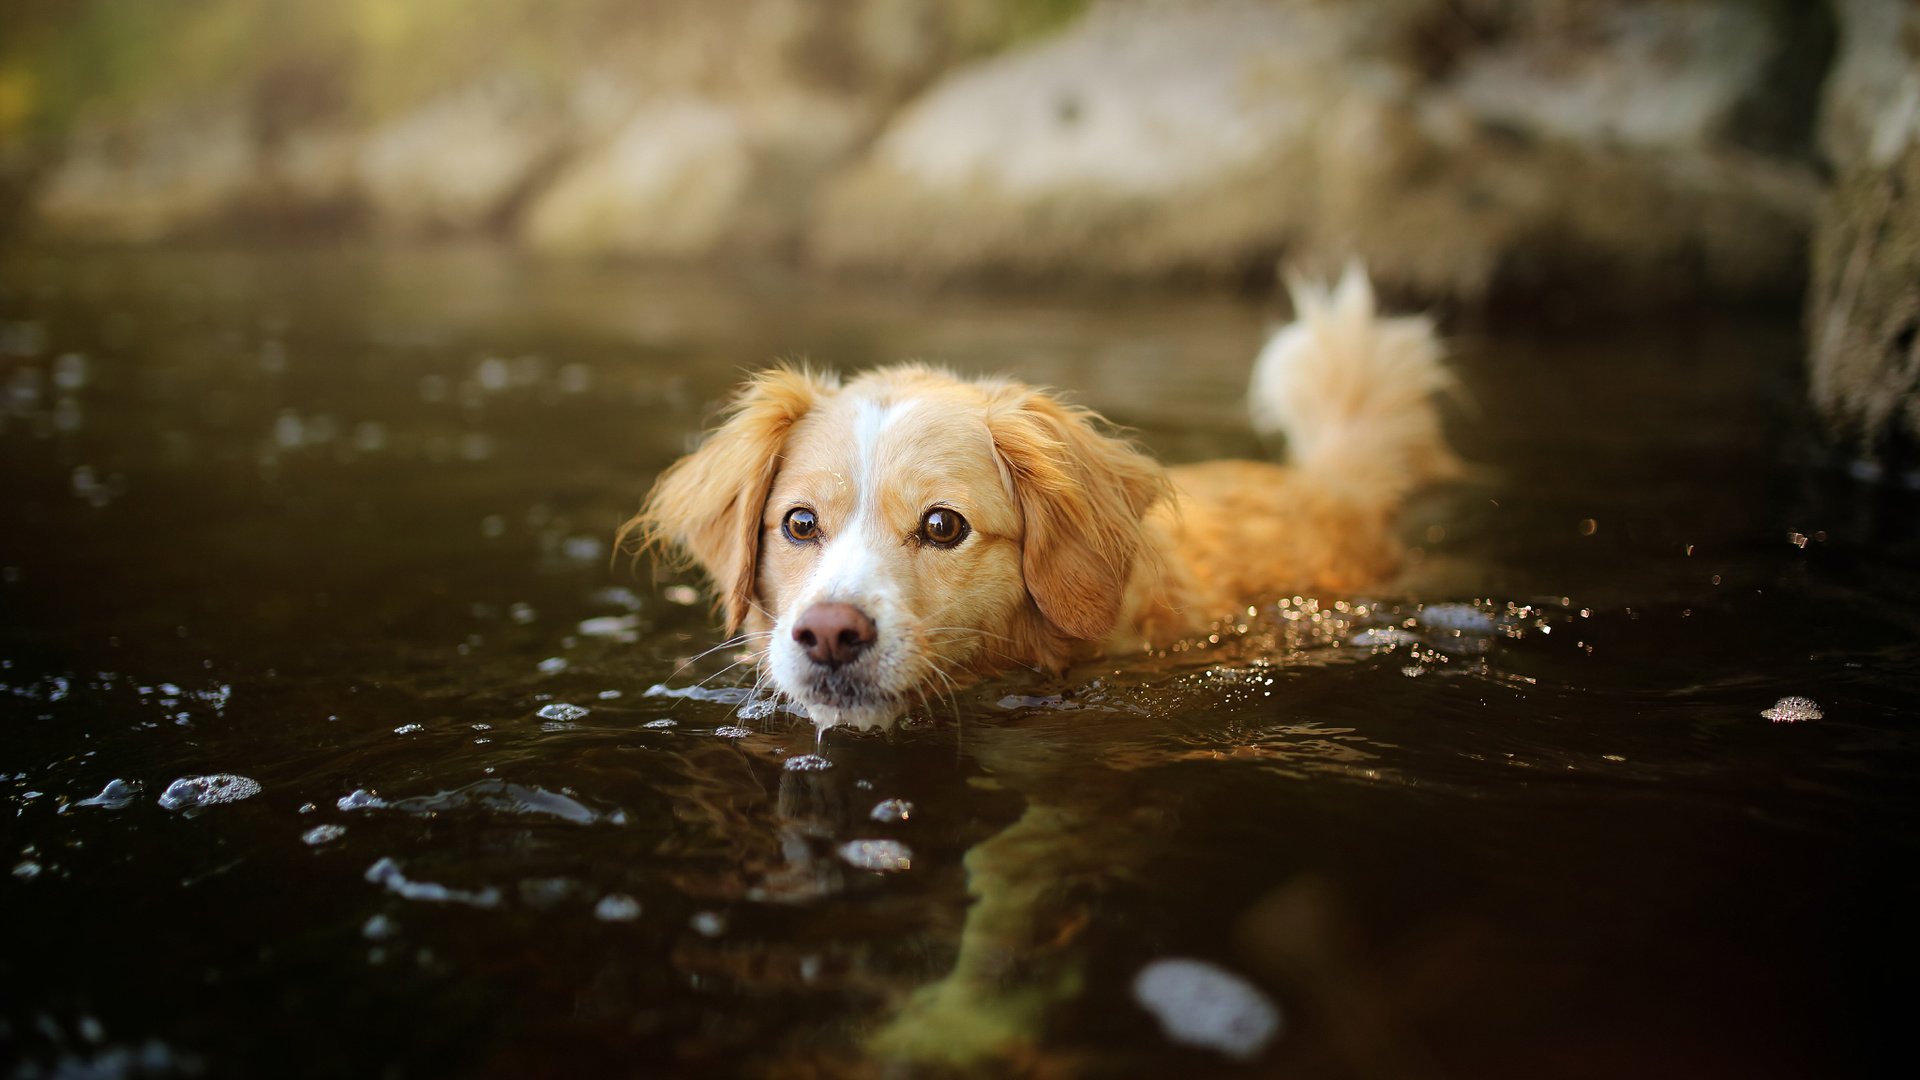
{"left": 2, "top": 246, "right": 1917, "bottom": 1077}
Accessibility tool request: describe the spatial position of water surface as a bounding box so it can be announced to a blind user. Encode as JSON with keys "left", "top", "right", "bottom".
{"left": 3, "top": 247, "right": 1915, "bottom": 1078}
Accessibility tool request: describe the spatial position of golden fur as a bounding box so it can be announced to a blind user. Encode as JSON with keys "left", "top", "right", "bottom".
{"left": 622, "top": 266, "right": 1457, "bottom": 730}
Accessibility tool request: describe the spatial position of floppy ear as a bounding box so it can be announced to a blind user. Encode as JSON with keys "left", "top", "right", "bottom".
{"left": 619, "top": 367, "right": 832, "bottom": 633}
{"left": 986, "top": 387, "right": 1169, "bottom": 640}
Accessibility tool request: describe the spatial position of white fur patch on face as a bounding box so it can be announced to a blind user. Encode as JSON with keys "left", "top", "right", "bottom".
{"left": 767, "top": 396, "right": 928, "bottom": 732}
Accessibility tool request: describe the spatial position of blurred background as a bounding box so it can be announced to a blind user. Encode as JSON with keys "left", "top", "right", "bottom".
{"left": 1, "top": 0, "right": 1915, "bottom": 453}
{"left": 3, "top": 0, "right": 1904, "bottom": 449}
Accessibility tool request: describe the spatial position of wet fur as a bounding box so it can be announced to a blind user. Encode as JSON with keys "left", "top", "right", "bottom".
{"left": 622, "top": 267, "right": 1457, "bottom": 729}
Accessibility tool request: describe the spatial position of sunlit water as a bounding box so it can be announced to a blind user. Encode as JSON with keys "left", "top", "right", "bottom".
{"left": 3, "top": 247, "right": 1916, "bottom": 1078}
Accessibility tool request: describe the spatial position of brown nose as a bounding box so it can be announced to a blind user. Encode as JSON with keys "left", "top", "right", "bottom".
{"left": 791, "top": 602, "right": 877, "bottom": 668}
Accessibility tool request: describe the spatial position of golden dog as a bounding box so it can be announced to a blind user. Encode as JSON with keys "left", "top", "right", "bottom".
{"left": 625, "top": 267, "right": 1458, "bottom": 731}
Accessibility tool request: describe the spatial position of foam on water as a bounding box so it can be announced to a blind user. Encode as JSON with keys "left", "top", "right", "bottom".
{"left": 365, "top": 857, "right": 501, "bottom": 908}
{"left": 783, "top": 754, "right": 832, "bottom": 772}
{"left": 1762, "top": 696, "right": 1823, "bottom": 723}
{"left": 156, "top": 774, "right": 260, "bottom": 811}
{"left": 72, "top": 778, "right": 141, "bottom": 810}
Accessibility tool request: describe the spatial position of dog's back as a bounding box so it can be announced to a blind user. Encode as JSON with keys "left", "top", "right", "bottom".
{"left": 1118, "top": 265, "right": 1459, "bottom": 645}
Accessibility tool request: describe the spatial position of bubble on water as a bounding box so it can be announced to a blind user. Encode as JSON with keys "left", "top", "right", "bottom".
{"left": 737, "top": 700, "right": 777, "bottom": 721}
{"left": 643, "top": 718, "right": 676, "bottom": 729}
{"left": 273, "top": 410, "right": 305, "bottom": 449}
{"left": 362, "top": 913, "right": 396, "bottom": 941}
{"left": 52, "top": 396, "right": 81, "bottom": 433}
{"left": 475, "top": 356, "right": 510, "bottom": 391}
{"left": 459, "top": 433, "right": 494, "bottom": 461}
{"left": 73, "top": 779, "right": 141, "bottom": 810}
{"left": 352, "top": 421, "right": 387, "bottom": 453}
{"left": 783, "top": 754, "right": 832, "bottom": 772}
{"left": 6, "top": 366, "right": 41, "bottom": 416}
{"left": 560, "top": 535, "right": 604, "bottom": 563}
{"left": 365, "top": 857, "right": 501, "bottom": 908}
{"left": 393, "top": 723, "right": 424, "bottom": 735}
{"left": 690, "top": 911, "right": 726, "bottom": 937}
{"left": 577, "top": 615, "right": 639, "bottom": 643}
{"left": 590, "top": 586, "right": 643, "bottom": 611}
{"left": 869, "top": 798, "right": 913, "bottom": 823}
{"left": 537, "top": 657, "right": 569, "bottom": 675}
{"left": 1, "top": 321, "right": 47, "bottom": 358}
{"left": 156, "top": 774, "right": 260, "bottom": 811}
{"left": 557, "top": 363, "right": 592, "bottom": 394}
{"left": 594, "top": 894, "right": 642, "bottom": 922}
{"left": 52, "top": 352, "right": 89, "bottom": 391}
{"left": 596, "top": 689, "right": 623, "bottom": 700}
{"left": 1132, "top": 958, "right": 1281, "bottom": 1061}
{"left": 302, "top": 824, "right": 346, "bottom": 846}
{"left": 1762, "top": 696, "right": 1823, "bottom": 723}
{"left": 714, "top": 725, "right": 753, "bottom": 739}
{"left": 337, "top": 789, "right": 388, "bottom": 812}
{"left": 837, "top": 839, "right": 913, "bottom": 872}
{"left": 536, "top": 703, "right": 589, "bottom": 722}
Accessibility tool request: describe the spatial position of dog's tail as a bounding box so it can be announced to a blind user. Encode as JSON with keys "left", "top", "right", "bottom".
{"left": 1248, "top": 263, "right": 1461, "bottom": 511}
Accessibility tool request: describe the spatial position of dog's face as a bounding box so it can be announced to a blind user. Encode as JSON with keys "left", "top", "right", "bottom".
{"left": 628, "top": 365, "right": 1165, "bottom": 731}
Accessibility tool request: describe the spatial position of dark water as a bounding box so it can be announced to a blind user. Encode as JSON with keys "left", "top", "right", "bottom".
{"left": 3, "top": 247, "right": 1916, "bottom": 1079}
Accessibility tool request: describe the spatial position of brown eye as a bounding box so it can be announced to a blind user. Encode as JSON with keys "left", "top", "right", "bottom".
{"left": 919, "top": 508, "right": 968, "bottom": 548}
{"left": 783, "top": 507, "right": 820, "bottom": 543}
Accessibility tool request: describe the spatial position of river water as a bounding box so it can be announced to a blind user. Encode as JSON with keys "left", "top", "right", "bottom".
{"left": 2, "top": 247, "right": 1915, "bottom": 1078}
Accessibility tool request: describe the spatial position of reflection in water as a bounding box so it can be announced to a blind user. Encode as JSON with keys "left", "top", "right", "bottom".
{"left": 2, "top": 248, "right": 1916, "bottom": 1077}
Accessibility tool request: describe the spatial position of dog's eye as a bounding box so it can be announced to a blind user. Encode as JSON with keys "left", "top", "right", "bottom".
{"left": 782, "top": 507, "right": 820, "bottom": 543}
{"left": 918, "top": 508, "right": 968, "bottom": 548}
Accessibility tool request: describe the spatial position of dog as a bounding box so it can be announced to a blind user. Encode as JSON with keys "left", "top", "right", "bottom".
{"left": 623, "top": 265, "right": 1459, "bottom": 731}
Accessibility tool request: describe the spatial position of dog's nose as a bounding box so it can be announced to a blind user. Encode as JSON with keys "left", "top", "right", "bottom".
{"left": 792, "top": 602, "right": 877, "bottom": 668}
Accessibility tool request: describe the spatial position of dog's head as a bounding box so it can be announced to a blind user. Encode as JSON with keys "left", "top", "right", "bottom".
{"left": 625, "top": 364, "right": 1166, "bottom": 731}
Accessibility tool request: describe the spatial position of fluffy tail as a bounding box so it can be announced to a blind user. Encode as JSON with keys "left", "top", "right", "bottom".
{"left": 1248, "top": 263, "right": 1461, "bottom": 510}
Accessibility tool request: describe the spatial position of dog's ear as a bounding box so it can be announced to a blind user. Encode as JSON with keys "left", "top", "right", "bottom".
{"left": 987, "top": 388, "right": 1168, "bottom": 640}
{"left": 620, "top": 367, "right": 833, "bottom": 633}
